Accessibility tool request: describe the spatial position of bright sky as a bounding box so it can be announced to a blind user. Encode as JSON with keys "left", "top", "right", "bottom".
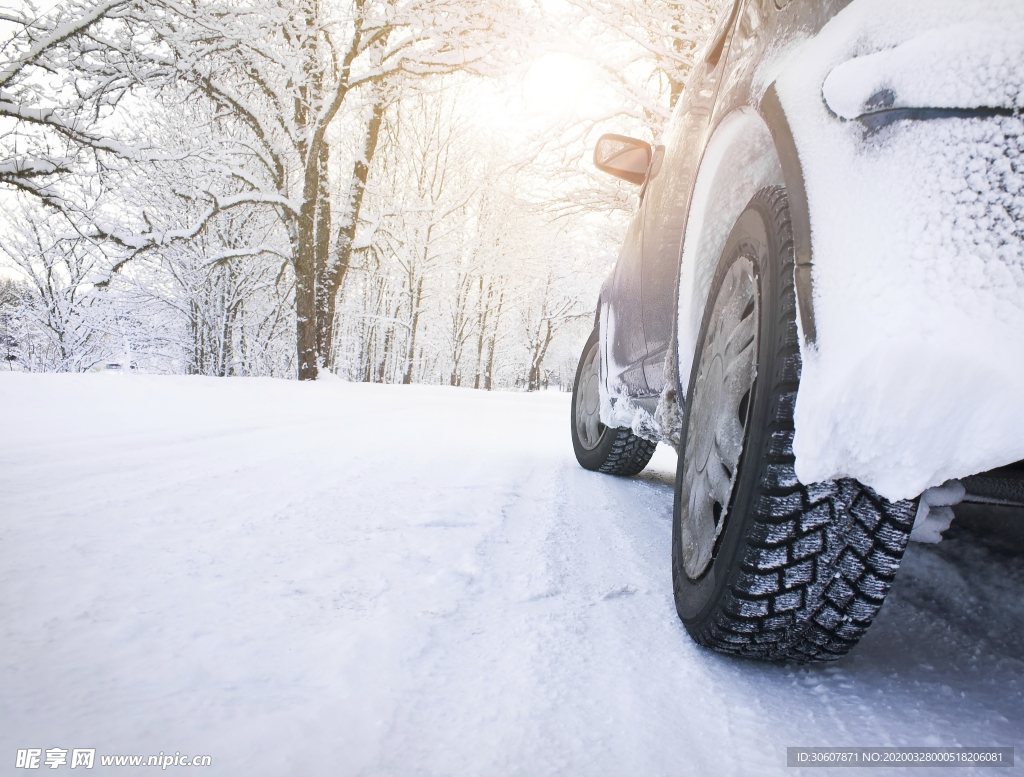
{"left": 521, "top": 52, "right": 600, "bottom": 120}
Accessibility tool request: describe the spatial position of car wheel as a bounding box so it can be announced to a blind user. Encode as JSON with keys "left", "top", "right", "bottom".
{"left": 571, "top": 327, "right": 658, "bottom": 476}
{"left": 672, "top": 186, "right": 918, "bottom": 661}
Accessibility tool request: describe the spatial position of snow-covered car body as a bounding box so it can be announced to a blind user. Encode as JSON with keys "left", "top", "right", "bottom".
{"left": 598, "top": 0, "right": 1024, "bottom": 505}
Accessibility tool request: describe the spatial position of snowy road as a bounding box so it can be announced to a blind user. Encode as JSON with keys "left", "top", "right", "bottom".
{"left": 1, "top": 374, "right": 1022, "bottom": 775}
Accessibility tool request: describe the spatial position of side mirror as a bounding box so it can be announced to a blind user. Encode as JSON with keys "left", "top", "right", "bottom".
{"left": 593, "top": 134, "right": 652, "bottom": 185}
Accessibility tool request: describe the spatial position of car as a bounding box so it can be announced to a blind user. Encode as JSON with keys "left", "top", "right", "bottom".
{"left": 570, "top": 0, "right": 1024, "bottom": 662}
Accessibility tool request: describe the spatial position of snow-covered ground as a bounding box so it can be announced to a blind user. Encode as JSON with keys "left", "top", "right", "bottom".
{"left": 1, "top": 374, "right": 1022, "bottom": 776}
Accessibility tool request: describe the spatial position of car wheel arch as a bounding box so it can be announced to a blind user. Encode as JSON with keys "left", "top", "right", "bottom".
{"left": 761, "top": 83, "right": 816, "bottom": 348}
{"left": 672, "top": 98, "right": 814, "bottom": 402}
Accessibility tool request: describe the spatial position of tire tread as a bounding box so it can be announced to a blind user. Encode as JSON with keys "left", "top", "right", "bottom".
{"left": 571, "top": 328, "right": 658, "bottom": 477}
{"left": 675, "top": 186, "right": 917, "bottom": 662}
{"left": 596, "top": 429, "right": 658, "bottom": 476}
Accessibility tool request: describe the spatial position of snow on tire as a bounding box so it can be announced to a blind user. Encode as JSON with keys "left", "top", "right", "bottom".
{"left": 672, "top": 186, "right": 918, "bottom": 662}
{"left": 571, "top": 328, "right": 657, "bottom": 477}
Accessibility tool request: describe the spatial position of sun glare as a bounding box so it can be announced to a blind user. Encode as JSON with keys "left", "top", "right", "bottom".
{"left": 521, "top": 52, "right": 597, "bottom": 119}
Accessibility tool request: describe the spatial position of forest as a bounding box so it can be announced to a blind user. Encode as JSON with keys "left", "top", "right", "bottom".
{"left": 0, "top": 0, "right": 717, "bottom": 389}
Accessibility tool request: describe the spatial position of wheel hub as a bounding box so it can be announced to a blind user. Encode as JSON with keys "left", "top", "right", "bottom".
{"left": 679, "top": 256, "right": 759, "bottom": 579}
{"left": 575, "top": 342, "right": 605, "bottom": 450}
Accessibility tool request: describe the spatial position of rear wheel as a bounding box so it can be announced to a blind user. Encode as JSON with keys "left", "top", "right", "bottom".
{"left": 672, "top": 187, "right": 918, "bottom": 661}
{"left": 571, "top": 328, "right": 657, "bottom": 476}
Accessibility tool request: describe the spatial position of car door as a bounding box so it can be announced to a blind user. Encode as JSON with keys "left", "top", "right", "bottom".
{"left": 604, "top": 210, "right": 650, "bottom": 396}
{"left": 639, "top": 0, "right": 741, "bottom": 393}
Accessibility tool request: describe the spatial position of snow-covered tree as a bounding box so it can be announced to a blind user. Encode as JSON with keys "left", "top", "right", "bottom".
{"left": 0, "top": 0, "right": 723, "bottom": 389}
{"left": 564, "top": 0, "right": 717, "bottom": 127}
{"left": 0, "top": 204, "right": 112, "bottom": 371}
{"left": 0, "top": 278, "right": 28, "bottom": 369}
{"left": 2, "top": 0, "right": 528, "bottom": 379}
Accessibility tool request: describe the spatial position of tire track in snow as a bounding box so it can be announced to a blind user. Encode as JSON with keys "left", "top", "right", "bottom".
{"left": 552, "top": 457, "right": 779, "bottom": 777}
{"left": 367, "top": 451, "right": 777, "bottom": 776}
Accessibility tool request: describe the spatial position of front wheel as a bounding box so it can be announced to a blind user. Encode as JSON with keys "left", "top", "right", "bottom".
{"left": 571, "top": 327, "right": 657, "bottom": 476}
{"left": 672, "top": 187, "right": 918, "bottom": 662}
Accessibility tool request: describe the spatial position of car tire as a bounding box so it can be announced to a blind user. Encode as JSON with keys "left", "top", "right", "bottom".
{"left": 672, "top": 186, "right": 918, "bottom": 662}
{"left": 571, "top": 327, "right": 658, "bottom": 476}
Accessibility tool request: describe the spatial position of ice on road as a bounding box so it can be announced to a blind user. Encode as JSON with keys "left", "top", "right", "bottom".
{"left": 1, "top": 374, "right": 1022, "bottom": 775}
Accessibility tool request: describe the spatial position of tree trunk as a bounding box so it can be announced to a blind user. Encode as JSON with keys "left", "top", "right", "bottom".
{"left": 217, "top": 279, "right": 229, "bottom": 377}
{"left": 313, "top": 140, "right": 333, "bottom": 369}
{"left": 293, "top": 1, "right": 322, "bottom": 381}
{"left": 318, "top": 94, "right": 386, "bottom": 371}
{"left": 189, "top": 297, "right": 201, "bottom": 375}
{"left": 473, "top": 277, "right": 487, "bottom": 389}
{"left": 295, "top": 206, "right": 318, "bottom": 380}
{"left": 483, "top": 289, "right": 504, "bottom": 391}
{"left": 377, "top": 325, "right": 391, "bottom": 383}
{"left": 402, "top": 276, "right": 423, "bottom": 385}
{"left": 528, "top": 320, "right": 552, "bottom": 391}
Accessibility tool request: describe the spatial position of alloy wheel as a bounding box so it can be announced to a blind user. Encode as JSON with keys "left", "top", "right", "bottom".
{"left": 679, "top": 256, "right": 759, "bottom": 579}
{"left": 574, "top": 341, "right": 605, "bottom": 450}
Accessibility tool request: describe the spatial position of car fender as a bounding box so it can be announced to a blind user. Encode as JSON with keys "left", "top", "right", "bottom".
{"left": 672, "top": 106, "right": 785, "bottom": 397}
